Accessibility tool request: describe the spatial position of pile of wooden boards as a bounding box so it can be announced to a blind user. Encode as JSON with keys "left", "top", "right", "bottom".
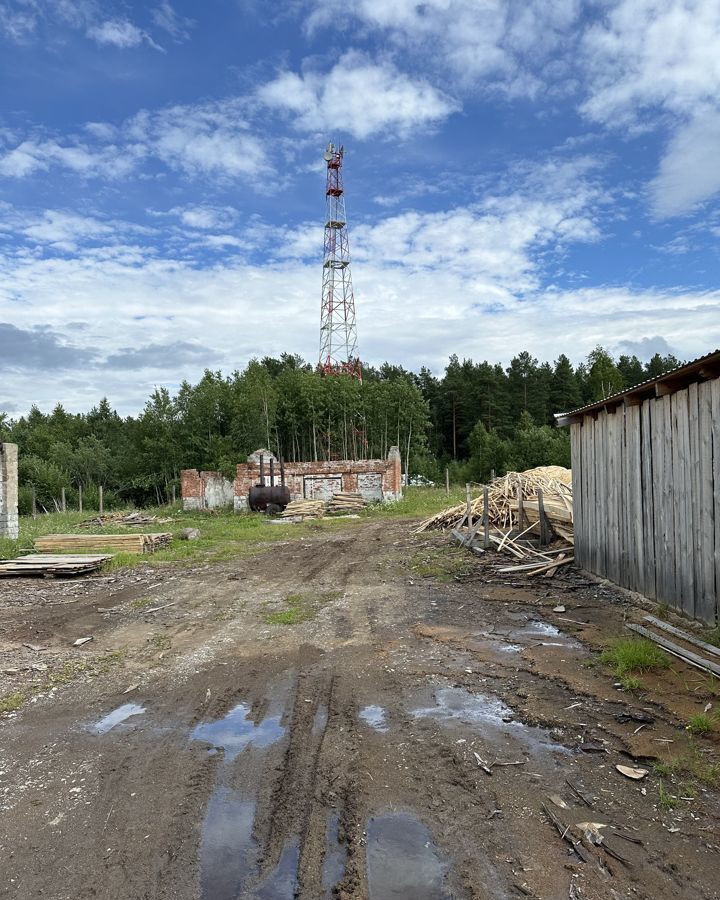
{"left": 0, "top": 554, "right": 112, "bottom": 578}
{"left": 79, "top": 511, "right": 168, "bottom": 528}
{"left": 415, "top": 467, "right": 573, "bottom": 537}
{"left": 627, "top": 615, "right": 720, "bottom": 677}
{"left": 328, "top": 492, "right": 366, "bottom": 514}
{"left": 281, "top": 499, "right": 327, "bottom": 519}
{"left": 34, "top": 533, "right": 172, "bottom": 554}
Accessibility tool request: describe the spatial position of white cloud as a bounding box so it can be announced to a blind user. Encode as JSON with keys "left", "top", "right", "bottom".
{"left": 87, "top": 18, "right": 163, "bottom": 51}
{"left": 258, "top": 51, "right": 459, "bottom": 138}
{"left": 0, "top": 98, "right": 268, "bottom": 182}
{"left": 167, "top": 205, "right": 239, "bottom": 230}
{"left": 151, "top": 0, "right": 193, "bottom": 41}
{"left": 305, "top": 0, "right": 581, "bottom": 95}
{"left": 649, "top": 111, "right": 720, "bottom": 218}
{"left": 580, "top": 0, "right": 720, "bottom": 217}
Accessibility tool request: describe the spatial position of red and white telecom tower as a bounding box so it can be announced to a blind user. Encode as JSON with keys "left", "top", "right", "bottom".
{"left": 319, "top": 142, "right": 362, "bottom": 380}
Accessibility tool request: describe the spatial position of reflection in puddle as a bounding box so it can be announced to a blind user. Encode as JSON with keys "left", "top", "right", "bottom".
{"left": 91, "top": 703, "right": 145, "bottom": 734}
{"left": 411, "top": 685, "right": 568, "bottom": 756}
{"left": 191, "top": 703, "right": 285, "bottom": 760}
{"left": 359, "top": 705, "right": 388, "bottom": 732}
{"left": 256, "top": 840, "right": 299, "bottom": 899}
{"left": 200, "top": 787, "right": 256, "bottom": 900}
{"left": 323, "top": 812, "right": 347, "bottom": 896}
{"left": 366, "top": 812, "right": 450, "bottom": 899}
{"left": 313, "top": 704, "right": 329, "bottom": 735}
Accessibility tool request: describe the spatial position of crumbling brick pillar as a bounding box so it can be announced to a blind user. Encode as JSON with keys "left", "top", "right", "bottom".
{"left": 383, "top": 446, "right": 402, "bottom": 501}
{"left": 0, "top": 443, "right": 19, "bottom": 538}
{"left": 181, "top": 469, "right": 202, "bottom": 511}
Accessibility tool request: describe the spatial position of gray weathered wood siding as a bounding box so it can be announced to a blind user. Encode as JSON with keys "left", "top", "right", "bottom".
{"left": 570, "top": 378, "right": 719, "bottom": 623}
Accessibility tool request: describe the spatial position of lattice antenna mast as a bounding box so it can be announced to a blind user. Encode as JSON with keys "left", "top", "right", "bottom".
{"left": 319, "top": 142, "right": 362, "bottom": 379}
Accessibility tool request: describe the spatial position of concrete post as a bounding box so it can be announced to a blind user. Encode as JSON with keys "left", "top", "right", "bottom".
{"left": 0, "top": 443, "right": 19, "bottom": 539}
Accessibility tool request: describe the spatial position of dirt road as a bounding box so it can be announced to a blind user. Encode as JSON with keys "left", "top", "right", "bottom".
{"left": 1, "top": 519, "right": 719, "bottom": 899}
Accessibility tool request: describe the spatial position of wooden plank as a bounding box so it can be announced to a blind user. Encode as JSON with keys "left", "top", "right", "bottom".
{"left": 688, "top": 382, "right": 703, "bottom": 619}
{"left": 712, "top": 378, "right": 720, "bottom": 623}
{"left": 676, "top": 389, "right": 695, "bottom": 617}
{"left": 606, "top": 410, "right": 619, "bottom": 585}
{"left": 594, "top": 412, "right": 606, "bottom": 577}
{"left": 570, "top": 423, "right": 584, "bottom": 567}
{"left": 660, "top": 394, "right": 675, "bottom": 609}
{"left": 626, "top": 623, "right": 720, "bottom": 677}
{"left": 640, "top": 398, "right": 656, "bottom": 599}
{"left": 697, "top": 381, "right": 716, "bottom": 623}
{"left": 643, "top": 615, "right": 720, "bottom": 658}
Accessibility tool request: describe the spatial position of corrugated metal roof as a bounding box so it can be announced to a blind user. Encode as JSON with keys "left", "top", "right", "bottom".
{"left": 555, "top": 348, "right": 720, "bottom": 425}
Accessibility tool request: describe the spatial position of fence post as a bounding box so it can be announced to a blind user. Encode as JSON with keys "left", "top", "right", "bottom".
{"left": 465, "top": 482, "right": 472, "bottom": 534}
{"left": 171, "top": 484, "right": 176, "bottom": 505}
{"left": 483, "top": 486, "right": 490, "bottom": 549}
{"left": 445, "top": 467, "right": 449, "bottom": 496}
{"left": 491, "top": 468, "right": 495, "bottom": 481}
{"left": 516, "top": 480, "right": 524, "bottom": 530}
{"left": 537, "top": 487, "right": 548, "bottom": 547}
{"left": 61, "top": 487, "right": 66, "bottom": 513}
{"left": 99, "top": 485, "right": 104, "bottom": 515}
{"left": 31, "top": 485, "right": 37, "bottom": 519}
{"left": 78, "top": 483, "right": 83, "bottom": 513}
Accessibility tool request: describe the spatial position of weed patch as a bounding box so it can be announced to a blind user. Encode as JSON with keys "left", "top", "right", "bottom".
{"left": 0, "top": 692, "right": 25, "bottom": 714}
{"left": 598, "top": 637, "right": 670, "bottom": 676}
{"left": 264, "top": 590, "right": 341, "bottom": 626}
{"left": 687, "top": 713, "right": 716, "bottom": 736}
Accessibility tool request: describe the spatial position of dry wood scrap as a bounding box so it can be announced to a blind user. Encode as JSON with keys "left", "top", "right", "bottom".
{"left": 281, "top": 499, "right": 327, "bottom": 519}
{"left": 414, "top": 467, "right": 573, "bottom": 536}
{"left": 497, "top": 556, "right": 574, "bottom": 576}
{"left": 328, "top": 492, "right": 367, "bottom": 513}
{"left": 34, "top": 533, "right": 171, "bottom": 554}
{"left": 0, "top": 554, "right": 112, "bottom": 577}
{"left": 79, "top": 511, "right": 162, "bottom": 527}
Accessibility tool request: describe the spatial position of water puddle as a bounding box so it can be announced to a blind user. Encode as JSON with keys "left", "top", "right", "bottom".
{"left": 366, "top": 812, "right": 450, "bottom": 899}
{"left": 91, "top": 703, "right": 145, "bottom": 734}
{"left": 255, "top": 840, "right": 299, "bottom": 899}
{"left": 411, "top": 685, "right": 568, "bottom": 757}
{"left": 359, "top": 705, "right": 388, "bottom": 732}
{"left": 323, "top": 813, "right": 347, "bottom": 897}
{"left": 199, "top": 787, "right": 256, "bottom": 900}
{"left": 313, "top": 704, "right": 329, "bottom": 735}
{"left": 191, "top": 703, "right": 285, "bottom": 760}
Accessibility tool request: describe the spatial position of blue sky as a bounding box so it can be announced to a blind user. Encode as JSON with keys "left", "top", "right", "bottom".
{"left": 0, "top": 0, "right": 718, "bottom": 414}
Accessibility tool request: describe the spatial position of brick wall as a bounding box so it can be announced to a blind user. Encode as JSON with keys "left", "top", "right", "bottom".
{"left": 180, "top": 469, "right": 234, "bottom": 511}
{"left": 232, "top": 447, "right": 402, "bottom": 511}
{"left": 0, "top": 443, "right": 19, "bottom": 539}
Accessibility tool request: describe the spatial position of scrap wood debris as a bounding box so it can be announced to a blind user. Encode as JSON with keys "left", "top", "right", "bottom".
{"left": 0, "top": 554, "right": 112, "bottom": 578}
{"left": 281, "top": 498, "right": 327, "bottom": 519}
{"left": 328, "top": 491, "right": 367, "bottom": 514}
{"left": 79, "top": 511, "right": 170, "bottom": 528}
{"left": 34, "top": 533, "right": 172, "bottom": 554}
{"left": 414, "top": 467, "right": 574, "bottom": 575}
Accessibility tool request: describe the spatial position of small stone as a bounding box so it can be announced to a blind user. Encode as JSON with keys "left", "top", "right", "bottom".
{"left": 180, "top": 528, "right": 201, "bottom": 541}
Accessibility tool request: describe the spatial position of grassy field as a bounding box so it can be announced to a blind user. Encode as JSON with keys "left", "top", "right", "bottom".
{"left": 0, "top": 486, "right": 464, "bottom": 571}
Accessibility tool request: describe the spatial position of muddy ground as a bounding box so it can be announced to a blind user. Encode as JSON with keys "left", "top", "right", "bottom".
{"left": 1, "top": 518, "right": 719, "bottom": 899}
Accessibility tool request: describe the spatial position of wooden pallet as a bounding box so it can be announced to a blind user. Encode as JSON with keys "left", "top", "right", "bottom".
{"left": 0, "top": 554, "right": 112, "bottom": 578}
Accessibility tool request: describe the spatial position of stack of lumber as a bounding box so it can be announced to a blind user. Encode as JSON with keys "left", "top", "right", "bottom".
{"left": 79, "top": 511, "right": 167, "bottom": 528}
{"left": 34, "top": 533, "right": 172, "bottom": 554}
{"left": 328, "top": 492, "right": 366, "bottom": 514}
{"left": 415, "top": 467, "right": 573, "bottom": 535}
{"left": 0, "top": 554, "right": 112, "bottom": 578}
{"left": 281, "top": 499, "right": 327, "bottom": 519}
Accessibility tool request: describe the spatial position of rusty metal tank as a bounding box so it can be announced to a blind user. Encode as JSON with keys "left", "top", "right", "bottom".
{"left": 248, "top": 455, "right": 290, "bottom": 512}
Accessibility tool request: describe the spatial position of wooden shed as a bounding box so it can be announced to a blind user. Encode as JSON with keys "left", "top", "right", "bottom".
{"left": 556, "top": 351, "right": 720, "bottom": 624}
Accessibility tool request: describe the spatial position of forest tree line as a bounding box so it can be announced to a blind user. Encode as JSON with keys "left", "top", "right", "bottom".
{"left": 0, "top": 347, "right": 680, "bottom": 512}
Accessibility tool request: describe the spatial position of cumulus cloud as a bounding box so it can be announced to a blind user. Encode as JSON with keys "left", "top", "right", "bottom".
{"left": 257, "top": 51, "right": 459, "bottom": 138}
{"left": 105, "top": 341, "right": 219, "bottom": 370}
{"left": 305, "top": 0, "right": 581, "bottom": 94}
{"left": 580, "top": 0, "right": 720, "bottom": 217}
{"left": 0, "top": 98, "right": 268, "bottom": 182}
{"left": 0, "top": 322, "right": 96, "bottom": 372}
